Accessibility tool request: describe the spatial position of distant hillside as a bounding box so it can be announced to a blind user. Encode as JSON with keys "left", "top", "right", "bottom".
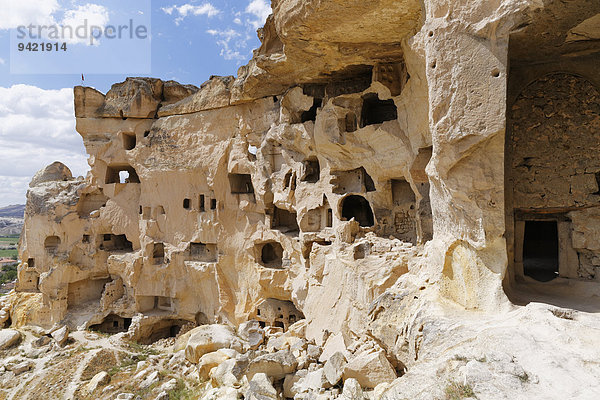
{"left": 0, "top": 204, "right": 25, "bottom": 218}
{"left": 0, "top": 204, "right": 24, "bottom": 236}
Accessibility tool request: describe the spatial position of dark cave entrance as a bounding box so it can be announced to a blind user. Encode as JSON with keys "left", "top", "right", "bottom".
{"left": 522, "top": 221, "right": 559, "bottom": 282}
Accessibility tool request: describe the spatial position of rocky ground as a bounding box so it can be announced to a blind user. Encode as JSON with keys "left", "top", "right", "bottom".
{"left": 1, "top": 275, "right": 600, "bottom": 400}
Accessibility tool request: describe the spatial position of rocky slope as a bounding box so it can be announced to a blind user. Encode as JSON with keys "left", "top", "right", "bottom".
{"left": 0, "top": 205, "right": 24, "bottom": 236}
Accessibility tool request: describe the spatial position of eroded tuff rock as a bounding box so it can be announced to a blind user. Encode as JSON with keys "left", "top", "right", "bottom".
{"left": 7, "top": 0, "right": 600, "bottom": 398}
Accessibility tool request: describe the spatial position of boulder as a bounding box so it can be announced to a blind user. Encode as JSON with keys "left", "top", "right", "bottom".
{"left": 185, "top": 325, "right": 243, "bottom": 363}
{"left": 29, "top": 162, "right": 73, "bottom": 187}
{"left": 246, "top": 349, "right": 298, "bottom": 380}
{"left": 283, "top": 370, "right": 307, "bottom": 398}
{"left": 160, "top": 378, "right": 178, "bottom": 392}
{"left": 287, "top": 319, "right": 308, "bottom": 338}
{"left": 238, "top": 320, "right": 265, "bottom": 350}
{"left": 292, "top": 368, "right": 331, "bottom": 394}
{"left": 0, "top": 309, "right": 9, "bottom": 325}
{"left": 324, "top": 351, "right": 347, "bottom": 385}
{"left": 341, "top": 378, "right": 364, "bottom": 400}
{"left": 198, "top": 349, "right": 238, "bottom": 379}
{"left": 140, "top": 370, "right": 160, "bottom": 389}
{"left": 33, "top": 336, "right": 52, "bottom": 347}
{"left": 0, "top": 329, "right": 21, "bottom": 350}
{"left": 342, "top": 350, "right": 396, "bottom": 389}
{"left": 200, "top": 387, "right": 240, "bottom": 400}
{"left": 245, "top": 373, "right": 278, "bottom": 400}
{"left": 51, "top": 325, "right": 69, "bottom": 346}
{"left": 210, "top": 359, "right": 243, "bottom": 387}
{"left": 10, "top": 361, "right": 33, "bottom": 375}
{"left": 86, "top": 371, "right": 111, "bottom": 393}
{"left": 319, "top": 333, "right": 350, "bottom": 363}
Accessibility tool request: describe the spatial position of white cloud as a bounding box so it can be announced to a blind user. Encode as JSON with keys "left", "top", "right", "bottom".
{"left": 0, "top": 58, "right": 5, "bottom": 65}
{"left": 0, "top": 0, "right": 59, "bottom": 30}
{"left": 0, "top": 1, "right": 110, "bottom": 47}
{"left": 162, "top": 3, "right": 220, "bottom": 25}
{"left": 0, "top": 85, "right": 89, "bottom": 206}
{"left": 59, "top": 3, "right": 110, "bottom": 45}
{"left": 207, "top": 29, "right": 247, "bottom": 61}
{"left": 245, "top": 0, "right": 271, "bottom": 30}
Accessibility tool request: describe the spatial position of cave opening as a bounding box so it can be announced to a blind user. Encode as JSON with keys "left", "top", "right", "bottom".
{"left": 105, "top": 165, "right": 140, "bottom": 184}
{"left": 122, "top": 132, "right": 136, "bottom": 150}
{"left": 89, "top": 314, "right": 132, "bottom": 334}
{"left": 229, "top": 174, "right": 254, "bottom": 194}
{"left": 301, "top": 98, "right": 323, "bottom": 122}
{"left": 341, "top": 195, "right": 375, "bottom": 227}
{"left": 522, "top": 221, "right": 559, "bottom": 282}
{"left": 260, "top": 242, "right": 284, "bottom": 269}
{"left": 301, "top": 158, "right": 320, "bottom": 183}
{"left": 360, "top": 93, "right": 398, "bottom": 127}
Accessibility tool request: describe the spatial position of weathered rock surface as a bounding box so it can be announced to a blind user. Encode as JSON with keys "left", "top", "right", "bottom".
{"left": 51, "top": 325, "right": 69, "bottom": 346}
{"left": 246, "top": 349, "right": 298, "bottom": 380}
{"left": 185, "top": 325, "right": 243, "bottom": 363}
{"left": 7, "top": 0, "right": 600, "bottom": 399}
{"left": 0, "top": 329, "right": 21, "bottom": 350}
{"left": 245, "top": 373, "right": 278, "bottom": 400}
{"left": 342, "top": 349, "right": 397, "bottom": 389}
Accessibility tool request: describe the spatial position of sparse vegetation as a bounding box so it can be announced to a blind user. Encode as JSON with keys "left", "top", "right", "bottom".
{"left": 516, "top": 371, "right": 530, "bottom": 383}
{"left": 169, "top": 378, "right": 204, "bottom": 400}
{"left": 445, "top": 380, "right": 476, "bottom": 400}
{"left": 126, "top": 340, "right": 161, "bottom": 356}
{"left": 0, "top": 264, "right": 17, "bottom": 284}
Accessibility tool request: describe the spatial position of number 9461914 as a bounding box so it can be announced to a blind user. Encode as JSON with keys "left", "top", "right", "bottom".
{"left": 18, "top": 42, "right": 67, "bottom": 52}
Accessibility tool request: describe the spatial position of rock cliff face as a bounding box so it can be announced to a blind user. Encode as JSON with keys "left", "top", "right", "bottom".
{"left": 7, "top": 0, "right": 600, "bottom": 398}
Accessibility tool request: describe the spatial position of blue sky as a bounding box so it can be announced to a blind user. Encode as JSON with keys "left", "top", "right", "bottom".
{"left": 0, "top": 0, "right": 271, "bottom": 207}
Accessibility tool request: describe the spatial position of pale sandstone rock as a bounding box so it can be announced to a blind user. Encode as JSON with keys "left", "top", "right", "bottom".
{"left": 283, "top": 370, "right": 307, "bottom": 398}
{"left": 201, "top": 386, "right": 240, "bottom": 400}
{"left": 51, "top": 325, "right": 69, "bottom": 346}
{"left": 197, "top": 349, "right": 238, "bottom": 379}
{"left": 85, "top": 371, "right": 111, "bottom": 393}
{"left": 292, "top": 367, "right": 332, "bottom": 394}
{"left": 245, "top": 373, "right": 278, "bottom": 400}
{"left": 185, "top": 325, "right": 243, "bottom": 363}
{"left": 161, "top": 378, "right": 178, "bottom": 392}
{"left": 342, "top": 350, "right": 397, "bottom": 389}
{"left": 159, "top": 76, "right": 232, "bottom": 117}
{"left": 140, "top": 370, "right": 160, "bottom": 389}
{"left": 33, "top": 335, "right": 52, "bottom": 347}
{"left": 0, "top": 309, "right": 10, "bottom": 326}
{"left": 319, "top": 333, "right": 350, "bottom": 363}
{"left": 246, "top": 349, "right": 298, "bottom": 380}
{"left": 323, "top": 351, "right": 347, "bottom": 386}
{"left": 238, "top": 320, "right": 265, "bottom": 350}
{"left": 0, "top": 329, "right": 21, "bottom": 350}
{"left": 341, "top": 378, "right": 364, "bottom": 400}
{"left": 210, "top": 358, "right": 246, "bottom": 387}
{"left": 29, "top": 162, "right": 73, "bottom": 187}
{"left": 10, "top": 361, "right": 33, "bottom": 375}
